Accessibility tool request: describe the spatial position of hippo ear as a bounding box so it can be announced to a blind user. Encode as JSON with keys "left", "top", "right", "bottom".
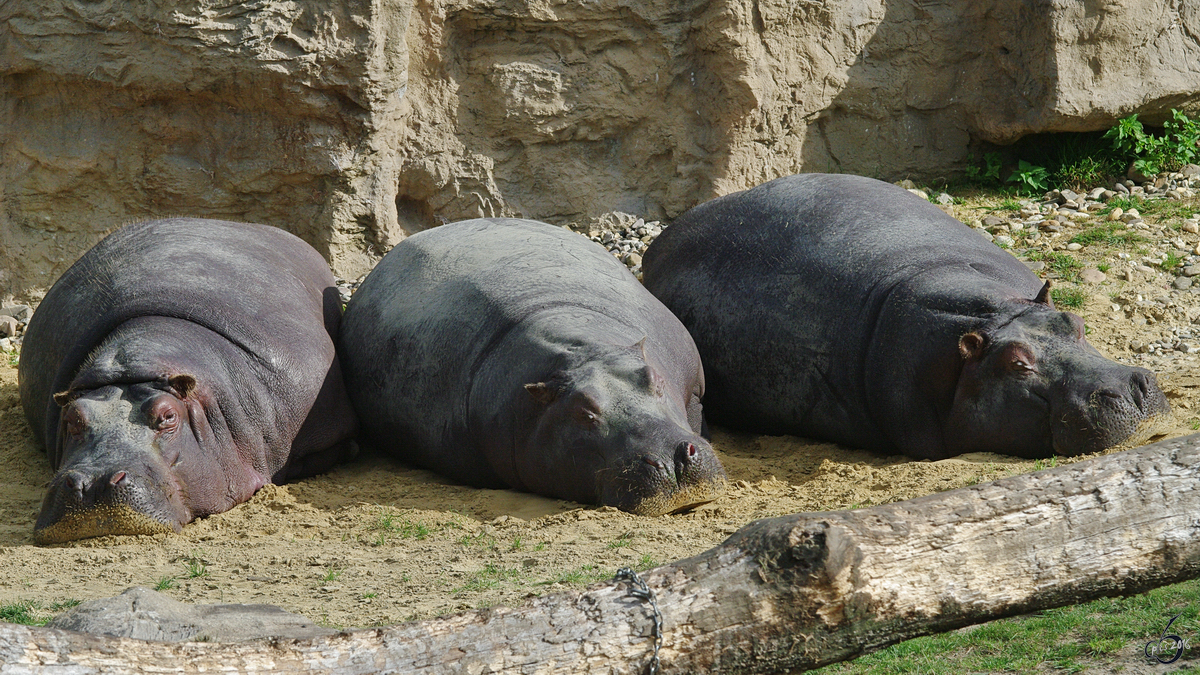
{"left": 959, "top": 332, "right": 988, "bottom": 361}
{"left": 1033, "top": 280, "right": 1055, "bottom": 309}
{"left": 628, "top": 337, "right": 649, "bottom": 362}
{"left": 168, "top": 374, "right": 197, "bottom": 399}
{"left": 524, "top": 382, "right": 559, "bottom": 406}
{"left": 644, "top": 365, "right": 667, "bottom": 397}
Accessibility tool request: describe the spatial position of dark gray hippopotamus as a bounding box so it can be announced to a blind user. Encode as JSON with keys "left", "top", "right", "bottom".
{"left": 642, "top": 173, "right": 1170, "bottom": 459}
{"left": 19, "top": 218, "right": 357, "bottom": 543}
{"left": 339, "top": 217, "right": 726, "bottom": 515}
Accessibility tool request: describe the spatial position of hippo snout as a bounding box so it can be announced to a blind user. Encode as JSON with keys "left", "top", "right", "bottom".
{"left": 34, "top": 465, "right": 189, "bottom": 544}
{"left": 608, "top": 436, "right": 727, "bottom": 516}
{"left": 1054, "top": 367, "right": 1170, "bottom": 455}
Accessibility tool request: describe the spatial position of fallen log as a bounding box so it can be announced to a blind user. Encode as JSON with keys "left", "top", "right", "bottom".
{"left": 4, "top": 433, "right": 1200, "bottom": 674}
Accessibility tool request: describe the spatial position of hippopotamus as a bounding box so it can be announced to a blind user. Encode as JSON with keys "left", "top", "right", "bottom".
{"left": 338, "top": 217, "right": 726, "bottom": 515}
{"left": 19, "top": 218, "right": 357, "bottom": 543}
{"left": 642, "top": 173, "right": 1170, "bottom": 459}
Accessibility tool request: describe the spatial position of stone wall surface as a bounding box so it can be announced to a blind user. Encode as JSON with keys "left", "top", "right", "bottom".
{"left": 2, "top": 0, "right": 1199, "bottom": 298}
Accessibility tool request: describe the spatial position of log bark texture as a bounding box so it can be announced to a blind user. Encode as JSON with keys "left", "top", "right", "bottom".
{"left": 4, "top": 433, "right": 1200, "bottom": 674}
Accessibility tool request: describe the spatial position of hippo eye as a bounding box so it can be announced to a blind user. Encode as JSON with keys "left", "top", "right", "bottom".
{"left": 573, "top": 406, "right": 601, "bottom": 428}
{"left": 63, "top": 410, "right": 84, "bottom": 437}
{"left": 155, "top": 410, "right": 177, "bottom": 432}
{"left": 150, "top": 400, "right": 179, "bottom": 432}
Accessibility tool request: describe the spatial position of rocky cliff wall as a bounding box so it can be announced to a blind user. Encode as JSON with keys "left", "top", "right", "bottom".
{"left": 2, "top": 0, "right": 1199, "bottom": 298}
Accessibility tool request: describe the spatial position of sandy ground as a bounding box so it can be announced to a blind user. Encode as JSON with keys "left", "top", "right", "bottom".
{"left": 2, "top": 193, "right": 1200, "bottom": 637}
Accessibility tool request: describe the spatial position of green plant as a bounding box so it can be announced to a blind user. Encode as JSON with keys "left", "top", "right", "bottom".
{"left": 186, "top": 558, "right": 208, "bottom": 579}
{"left": 1007, "top": 160, "right": 1050, "bottom": 195}
{"left": 0, "top": 601, "right": 40, "bottom": 626}
{"left": 321, "top": 567, "right": 343, "bottom": 583}
{"left": 1097, "top": 263, "right": 1111, "bottom": 273}
{"left": 1105, "top": 110, "right": 1200, "bottom": 175}
{"left": 0, "top": 600, "right": 79, "bottom": 627}
{"left": 372, "top": 513, "right": 432, "bottom": 542}
{"left": 456, "top": 564, "right": 522, "bottom": 594}
{"left": 636, "top": 554, "right": 658, "bottom": 571}
{"left": 607, "top": 534, "right": 633, "bottom": 550}
{"left": 1030, "top": 251, "right": 1082, "bottom": 283}
{"left": 1160, "top": 251, "right": 1184, "bottom": 272}
{"left": 509, "top": 537, "right": 523, "bottom": 552}
{"left": 965, "top": 152, "right": 1004, "bottom": 183}
{"left": 1051, "top": 287, "right": 1087, "bottom": 309}
{"left": 155, "top": 576, "right": 176, "bottom": 591}
{"left": 541, "top": 565, "right": 609, "bottom": 587}
{"left": 1070, "top": 223, "right": 1146, "bottom": 247}
{"left": 1054, "top": 155, "right": 1118, "bottom": 188}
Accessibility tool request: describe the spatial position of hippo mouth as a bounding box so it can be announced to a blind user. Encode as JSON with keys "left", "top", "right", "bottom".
{"left": 34, "top": 504, "right": 180, "bottom": 544}
{"left": 599, "top": 440, "right": 729, "bottom": 516}
{"left": 34, "top": 467, "right": 190, "bottom": 544}
{"left": 1051, "top": 373, "right": 1172, "bottom": 456}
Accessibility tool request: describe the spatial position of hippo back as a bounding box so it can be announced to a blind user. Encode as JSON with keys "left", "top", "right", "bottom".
{"left": 340, "top": 217, "right": 703, "bottom": 484}
{"left": 19, "top": 218, "right": 347, "bottom": 470}
{"left": 643, "top": 173, "right": 1047, "bottom": 449}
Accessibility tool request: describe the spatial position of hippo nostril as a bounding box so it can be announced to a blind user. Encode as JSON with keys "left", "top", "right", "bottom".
{"left": 675, "top": 441, "right": 699, "bottom": 466}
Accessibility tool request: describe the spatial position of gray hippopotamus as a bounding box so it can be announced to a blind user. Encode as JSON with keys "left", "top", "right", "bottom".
{"left": 642, "top": 173, "right": 1170, "bottom": 459}
{"left": 339, "top": 218, "right": 726, "bottom": 515}
{"left": 19, "top": 218, "right": 357, "bottom": 543}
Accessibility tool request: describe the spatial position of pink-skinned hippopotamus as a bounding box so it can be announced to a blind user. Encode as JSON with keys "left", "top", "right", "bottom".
{"left": 19, "top": 218, "right": 357, "bottom": 543}
{"left": 642, "top": 173, "right": 1170, "bottom": 459}
{"left": 338, "top": 218, "right": 726, "bottom": 515}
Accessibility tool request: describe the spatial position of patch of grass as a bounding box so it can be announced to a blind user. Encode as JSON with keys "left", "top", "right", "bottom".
{"left": 1160, "top": 251, "right": 1185, "bottom": 273}
{"left": 1105, "top": 195, "right": 1199, "bottom": 222}
{"left": 509, "top": 537, "right": 523, "bottom": 552}
{"left": 542, "top": 565, "right": 610, "bottom": 587}
{"left": 1032, "top": 456, "right": 1060, "bottom": 471}
{"left": 154, "top": 576, "right": 176, "bottom": 591}
{"left": 361, "top": 592, "right": 378, "bottom": 599}
{"left": 1097, "top": 262, "right": 1111, "bottom": 273}
{"left": 1055, "top": 155, "right": 1121, "bottom": 189}
{"left": 635, "top": 554, "right": 658, "bottom": 571}
{"left": 0, "top": 599, "right": 80, "bottom": 626}
{"left": 457, "top": 532, "right": 498, "bottom": 551}
{"left": 1051, "top": 287, "right": 1087, "bottom": 309}
{"left": 1030, "top": 251, "right": 1083, "bottom": 282}
{"left": 607, "top": 534, "right": 633, "bottom": 550}
{"left": 372, "top": 513, "right": 432, "bottom": 541}
{"left": 0, "top": 601, "right": 40, "bottom": 625}
{"left": 1069, "top": 222, "right": 1147, "bottom": 247}
{"left": 185, "top": 557, "right": 208, "bottom": 579}
{"left": 6, "top": 353, "right": 17, "bottom": 368}
{"left": 321, "top": 566, "right": 343, "bottom": 584}
{"left": 455, "top": 564, "right": 522, "bottom": 594}
{"left": 821, "top": 578, "right": 1200, "bottom": 674}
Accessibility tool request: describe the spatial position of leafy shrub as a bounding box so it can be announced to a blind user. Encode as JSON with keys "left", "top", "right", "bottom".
{"left": 1007, "top": 160, "right": 1050, "bottom": 195}
{"left": 1105, "top": 109, "right": 1200, "bottom": 175}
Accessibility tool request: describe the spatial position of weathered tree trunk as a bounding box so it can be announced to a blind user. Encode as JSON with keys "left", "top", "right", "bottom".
{"left": 4, "top": 433, "right": 1200, "bottom": 674}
